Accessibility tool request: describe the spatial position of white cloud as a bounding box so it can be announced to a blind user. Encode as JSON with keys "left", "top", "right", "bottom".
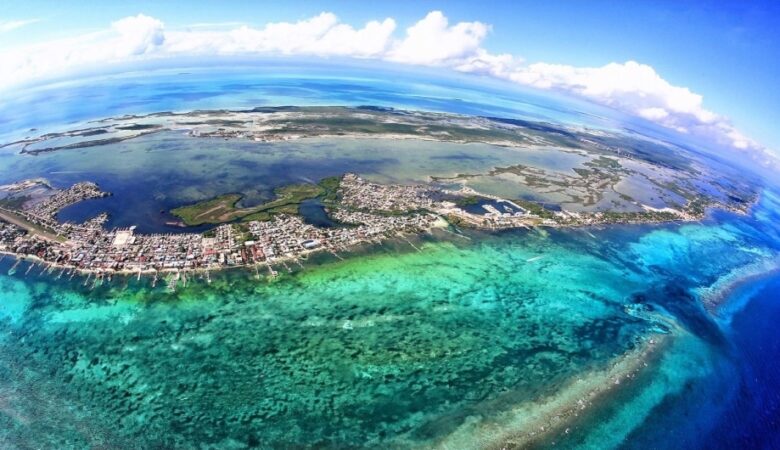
{"left": 183, "top": 22, "right": 247, "bottom": 29}
{"left": 0, "top": 11, "right": 772, "bottom": 162}
{"left": 162, "top": 12, "right": 396, "bottom": 58}
{"left": 387, "top": 11, "right": 489, "bottom": 65}
{"left": 111, "top": 14, "right": 165, "bottom": 57}
{"left": 501, "top": 60, "right": 764, "bottom": 155}
{"left": 508, "top": 61, "right": 719, "bottom": 127}
{"left": 0, "top": 14, "right": 168, "bottom": 89}
{"left": 0, "top": 18, "right": 40, "bottom": 33}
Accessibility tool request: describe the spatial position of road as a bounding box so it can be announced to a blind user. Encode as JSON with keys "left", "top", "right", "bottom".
{"left": 0, "top": 208, "right": 65, "bottom": 242}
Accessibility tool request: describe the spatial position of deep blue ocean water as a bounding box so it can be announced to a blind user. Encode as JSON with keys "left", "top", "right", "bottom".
{"left": 599, "top": 272, "right": 780, "bottom": 450}
{"left": 704, "top": 275, "right": 780, "bottom": 449}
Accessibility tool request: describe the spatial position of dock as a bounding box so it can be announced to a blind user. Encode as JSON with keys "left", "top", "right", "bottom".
{"left": 166, "top": 272, "right": 178, "bottom": 293}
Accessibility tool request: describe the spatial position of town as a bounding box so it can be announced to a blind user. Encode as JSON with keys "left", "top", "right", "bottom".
{"left": 0, "top": 175, "right": 449, "bottom": 286}
{"left": 0, "top": 172, "right": 709, "bottom": 286}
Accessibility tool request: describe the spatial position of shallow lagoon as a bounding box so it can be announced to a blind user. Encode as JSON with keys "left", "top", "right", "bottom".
{"left": 1, "top": 132, "right": 594, "bottom": 233}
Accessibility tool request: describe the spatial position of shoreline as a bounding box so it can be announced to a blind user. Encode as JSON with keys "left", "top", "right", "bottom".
{"left": 0, "top": 200, "right": 757, "bottom": 284}
{"left": 0, "top": 226, "right": 446, "bottom": 283}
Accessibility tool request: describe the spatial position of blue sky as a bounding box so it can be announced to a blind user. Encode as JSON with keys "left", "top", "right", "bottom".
{"left": 1, "top": 0, "right": 779, "bottom": 156}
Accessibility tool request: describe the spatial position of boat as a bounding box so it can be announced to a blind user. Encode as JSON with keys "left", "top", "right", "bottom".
{"left": 8, "top": 259, "right": 20, "bottom": 275}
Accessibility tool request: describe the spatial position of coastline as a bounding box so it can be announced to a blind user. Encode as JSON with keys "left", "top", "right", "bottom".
{"left": 0, "top": 225, "right": 447, "bottom": 282}
{"left": 0, "top": 200, "right": 756, "bottom": 283}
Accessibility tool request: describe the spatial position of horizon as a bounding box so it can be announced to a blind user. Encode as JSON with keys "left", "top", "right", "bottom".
{"left": 1, "top": 1, "right": 778, "bottom": 165}
{"left": 2, "top": 3, "right": 780, "bottom": 449}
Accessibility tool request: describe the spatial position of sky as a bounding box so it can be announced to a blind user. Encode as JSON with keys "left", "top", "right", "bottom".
{"left": 1, "top": 0, "right": 778, "bottom": 163}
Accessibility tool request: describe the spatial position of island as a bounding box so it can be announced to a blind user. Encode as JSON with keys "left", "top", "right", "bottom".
{"left": 0, "top": 106, "right": 760, "bottom": 288}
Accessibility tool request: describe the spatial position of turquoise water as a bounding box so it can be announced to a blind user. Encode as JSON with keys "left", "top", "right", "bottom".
{"left": 1, "top": 190, "right": 779, "bottom": 447}
{"left": 1, "top": 64, "right": 779, "bottom": 448}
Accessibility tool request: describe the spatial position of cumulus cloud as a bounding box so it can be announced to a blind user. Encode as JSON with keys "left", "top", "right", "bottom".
{"left": 503, "top": 60, "right": 763, "bottom": 153}
{"left": 0, "top": 10, "right": 771, "bottom": 161}
{"left": 0, "top": 14, "right": 169, "bottom": 89}
{"left": 509, "top": 61, "right": 718, "bottom": 127}
{"left": 156, "top": 12, "right": 396, "bottom": 58}
{"left": 111, "top": 14, "right": 165, "bottom": 57}
{"left": 387, "top": 11, "right": 489, "bottom": 65}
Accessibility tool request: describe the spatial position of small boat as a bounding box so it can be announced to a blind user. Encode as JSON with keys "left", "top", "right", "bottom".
{"left": 8, "top": 259, "right": 20, "bottom": 275}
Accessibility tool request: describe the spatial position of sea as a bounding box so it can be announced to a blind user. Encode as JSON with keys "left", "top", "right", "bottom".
{"left": 0, "top": 61, "right": 778, "bottom": 449}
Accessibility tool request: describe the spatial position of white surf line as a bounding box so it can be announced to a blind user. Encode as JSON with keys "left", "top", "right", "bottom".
{"left": 400, "top": 233, "right": 422, "bottom": 252}
{"left": 526, "top": 255, "right": 545, "bottom": 263}
{"left": 427, "top": 334, "right": 666, "bottom": 450}
{"left": 439, "top": 227, "right": 471, "bottom": 240}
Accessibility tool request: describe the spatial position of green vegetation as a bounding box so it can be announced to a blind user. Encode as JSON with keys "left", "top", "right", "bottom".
{"left": 171, "top": 194, "right": 243, "bottom": 226}
{"left": 454, "top": 195, "right": 480, "bottom": 207}
{"left": 597, "top": 210, "right": 681, "bottom": 223}
{"left": 687, "top": 197, "right": 708, "bottom": 216}
{"left": 317, "top": 176, "right": 342, "bottom": 205}
{"left": 658, "top": 181, "right": 698, "bottom": 201}
{"left": 585, "top": 156, "right": 622, "bottom": 170}
{"left": 259, "top": 113, "right": 534, "bottom": 146}
{"left": 585, "top": 134, "right": 693, "bottom": 171}
{"left": 0, "top": 195, "right": 31, "bottom": 210}
{"left": 172, "top": 177, "right": 342, "bottom": 226}
{"left": 489, "top": 164, "right": 527, "bottom": 177}
{"left": 513, "top": 199, "right": 556, "bottom": 219}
